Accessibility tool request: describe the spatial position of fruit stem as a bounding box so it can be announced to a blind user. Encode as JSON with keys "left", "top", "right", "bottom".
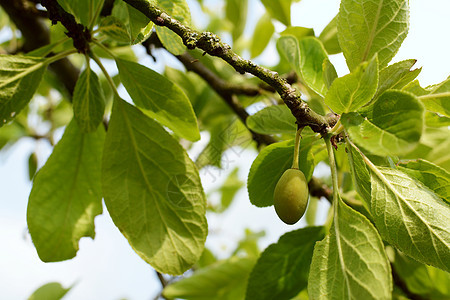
{"left": 291, "top": 126, "right": 304, "bottom": 169}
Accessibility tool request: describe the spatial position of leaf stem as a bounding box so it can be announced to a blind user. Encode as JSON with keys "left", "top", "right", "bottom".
{"left": 325, "top": 136, "right": 339, "bottom": 214}
{"left": 291, "top": 127, "right": 304, "bottom": 169}
{"left": 90, "top": 52, "right": 120, "bottom": 98}
{"left": 92, "top": 39, "right": 117, "bottom": 59}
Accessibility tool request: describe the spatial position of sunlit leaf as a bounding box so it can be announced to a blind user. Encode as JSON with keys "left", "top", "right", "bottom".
{"left": 116, "top": 58, "right": 200, "bottom": 141}
{"left": 247, "top": 105, "right": 296, "bottom": 135}
{"left": 28, "top": 120, "right": 104, "bottom": 262}
{"left": 102, "top": 98, "right": 207, "bottom": 275}
{"left": 163, "top": 256, "right": 256, "bottom": 300}
{"left": 28, "top": 282, "right": 71, "bottom": 300}
{"left": 342, "top": 90, "right": 423, "bottom": 156}
{"left": 308, "top": 196, "right": 392, "bottom": 299}
{"left": 324, "top": 56, "right": 378, "bottom": 114}
{"left": 250, "top": 13, "right": 274, "bottom": 58}
{"left": 0, "top": 55, "right": 46, "bottom": 127}
{"left": 72, "top": 67, "right": 105, "bottom": 132}
{"left": 338, "top": 0, "right": 409, "bottom": 70}
{"left": 369, "top": 166, "right": 450, "bottom": 272}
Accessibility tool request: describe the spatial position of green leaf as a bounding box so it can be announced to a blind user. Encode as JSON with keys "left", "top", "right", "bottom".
{"left": 163, "top": 256, "right": 256, "bottom": 300}
{"left": 319, "top": 15, "right": 341, "bottom": 55}
{"left": 261, "top": 0, "right": 292, "bottom": 26}
{"left": 57, "top": 0, "right": 103, "bottom": 26}
{"left": 115, "top": 58, "right": 200, "bottom": 141}
{"left": 322, "top": 58, "right": 338, "bottom": 89}
{"left": 232, "top": 229, "right": 265, "bottom": 258}
{"left": 28, "top": 282, "right": 71, "bottom": 300}
{"left": 217, "top": 167, "right": 243, "bottom": 212}
{"left": 250, "top": 13, "right": 275, "bottom": 58}
{"left": 155, "top": 0, "right": 191, "bottom": 55}
{"left": 369, "top": 166, "right": 450, "bottom": 272}
{"left": 298, "top": 37, "right": 329, "bottom": 97}
{"left": 308, "top": 196, "right": 392, "bottom": 300}
{"left": 346, "top": 141, "right": 371, "bottom": 208}
{"left": 280, "top": 26, "right": 315, "bottom": 40}
{"left": 99, "top": 16, "right": 131, "bottom": 43}
{"left": 418, "top": 77, "right": 450, "bottom": 117}
{"left": 375, "top": 59, "right": 421, "bottom": 99}
{"left": 127, "top": 4, "right": 154, "bottom": 44}
{"left": 226, "top": 0, "right": 248, "bottom": 41}
{"left": 392, "top": 250, "right": 450, "bottom": 298}
{"left": 397, "top": 159, "right": 450, "bottom": 204}
{"left": 342, "top": 90, "right": 424, "bottom": 156}
{"left": 246, "top": 227, "right": 325, "bottom": 300}
{"left": 325, "top": 56, "right": 378, "bottom": 114}
{"left": 27, "top": 120, "right": 104, "bottom": 262}
{"left": 72, "top": 67, "right": 105, "bottom": 133}
{"left": 28, "top": 152, "right": 38, "bottom": 181}
{"left": 0, "top": 55, "right": 46, "bottom": 127}
{"left": 248, "top": 137, "right": 316, "bottom": 207}
{"left": 277, "top": 35, "right": 301, "bottom": 78}
{"left": 102, "top": 98, "right": 207, "bottom": 275}
{"left": 338, "top": 0, "right": 409, "bottom": 70}
{"left": 246, "top": 105, "right": 296, "bottom": 135}
{"left": 425, "top": 112, "right": 450, "bottom": 127}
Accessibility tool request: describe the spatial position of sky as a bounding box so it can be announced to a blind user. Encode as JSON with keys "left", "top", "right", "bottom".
{"left": 1, "top": 0, "right": 450, "bottom": 299}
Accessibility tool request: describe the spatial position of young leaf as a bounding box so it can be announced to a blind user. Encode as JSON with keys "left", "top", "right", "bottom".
{"left": 280, "top": 26, "right": 315, "bottom": 40}
{"left": 0, "top": 55, "right": 46, "bottom": 127}
{"left": 246, "top": 105, "right": 296, "bottom": 135}
{"left": 324, "top": 56, "right": 378, "bottom": 114}
{"left": 102, "top": 98, "right": 207, "bottom": 275}
{"left": 298, "top": 37, "right": 329, "bottom": 97}
{"left": 397, "top": 159, "right": 450, "bottom": 203}
{"left": 375, "top": 59, "right": 421, "bottom": 99}
{"left": 99, "top": 16, "right": 131, "bottom": 43}
{"left": 322, "top": 58, "right": 338, "bottom": 89}
{"left": 308, "top": 196, "right": 392, "bottom": 300}
{"left": 248, "top": 138, "right": 315, "bottom": 207}
{"left": 155, "top": 0, "right": 191, "bottom": 55}
{"left": 319, "top": 15, "right": 341, "bottom": 55}
{"left": 72, "top": 67, "right": 105, "bottom": 133}
{"left": 342, "top": 90, "right": 424, "bottom": 156}
{"left": 226, "top": 0, "right": 248, "bottom": 42}
{"left": 163, "top": 257, "right": 256, "bottom": 300}
{"left": 261, "top": 0, "right": 292, "bottom": 26}
{"left": 418, "top": 77, "right": 450, "bottom": 117}
{"left": 28, "top": 282, "right": 71, "bottom": 300}
{"left": 250, "top": 13, "right": 275, "bottom": 58}
{"left": 277, "top": 35, "right": 301, "bottom": 78}
{"left": 369, "top": 166, "right": 450, "bottom": 272}
{"left": 127, "top": 4, "right": 154, "bottom": 44}
{"left": 338, "top": 0, "right": 409, "bottom": 70}
{"left": 246, "top": 227, "right": 325, "bottom": 300}
{"left": 115, "top": 58, "right": 200, "bottom": 141}
{"left": 27, "top": 120, "right": 105, "bottom": 262}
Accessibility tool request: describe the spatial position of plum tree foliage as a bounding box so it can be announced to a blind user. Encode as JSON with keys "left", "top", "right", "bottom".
{"left": 0, "top": 0, "right": 449, "bottom": 299}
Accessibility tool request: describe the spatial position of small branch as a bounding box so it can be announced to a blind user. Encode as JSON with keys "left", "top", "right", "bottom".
{"left": 123, "top": 0, "right": 338, "bottom": 134}
{"left": 40, "top": 0, "right": 91, "bottom": 53}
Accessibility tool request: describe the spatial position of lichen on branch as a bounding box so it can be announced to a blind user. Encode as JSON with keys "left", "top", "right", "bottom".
{"left": 122, "top": 0, "right": 338, "bottom": 134}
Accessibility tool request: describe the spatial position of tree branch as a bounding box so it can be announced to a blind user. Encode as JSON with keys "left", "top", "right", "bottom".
{"left": 174, "top": 52, "right": 277, "bottom": 146}
{"left": 122, "top": 0, "right": 338, "bottom": 135}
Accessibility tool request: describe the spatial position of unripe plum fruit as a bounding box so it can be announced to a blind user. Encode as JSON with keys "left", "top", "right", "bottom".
{"left": 273, "top": 168, "right": 309, "bottom": 225}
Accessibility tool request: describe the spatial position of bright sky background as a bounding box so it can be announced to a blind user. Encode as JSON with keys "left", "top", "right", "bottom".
{"left": 1, "top": 0, "right": 449, "bottom": 299}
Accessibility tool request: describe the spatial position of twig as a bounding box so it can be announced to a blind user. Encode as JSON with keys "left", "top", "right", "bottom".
{"left": 123, "top": 0, "right": 338, "bottom": 134}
